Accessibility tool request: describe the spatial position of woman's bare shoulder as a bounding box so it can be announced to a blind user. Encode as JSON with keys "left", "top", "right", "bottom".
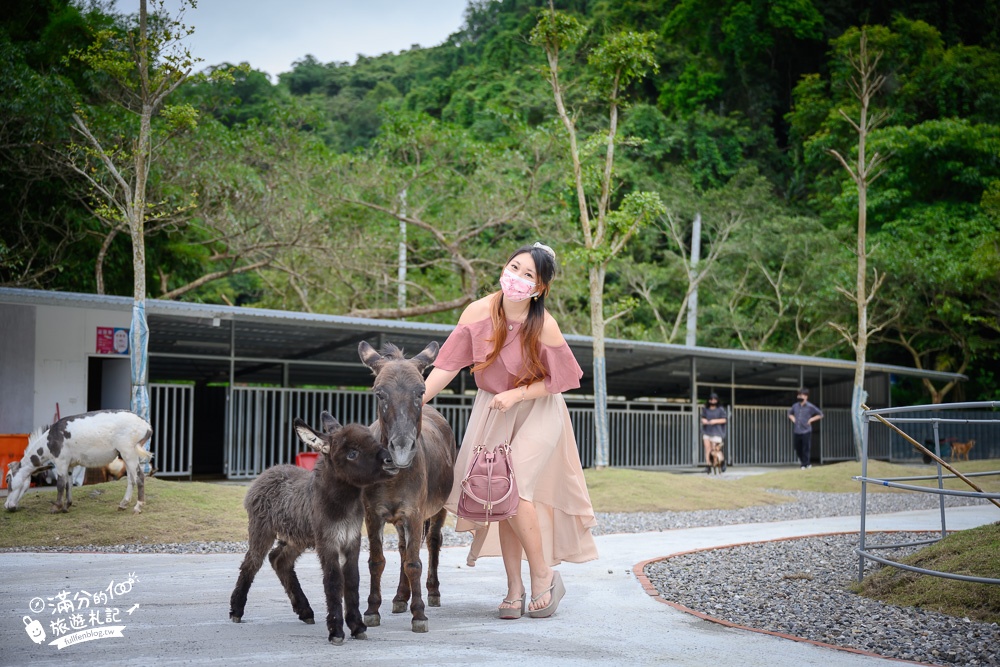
{"left": 457, "top": 294, "right": 496, "bottom": 325}
{"left": 539, "top": 311, "right": 569, "bottom": 347}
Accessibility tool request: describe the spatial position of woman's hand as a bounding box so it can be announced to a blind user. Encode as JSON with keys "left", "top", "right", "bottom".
{"left": 489, "top": 389, "right": 522, "bottom": 413}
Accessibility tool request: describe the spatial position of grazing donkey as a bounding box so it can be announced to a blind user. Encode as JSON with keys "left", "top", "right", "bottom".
{"left": 4, "top": 410, "right": 152, "bottom": 513}
{"left": 358, "top": 341, "right": 457, "bottom": 633}
{"left": 229, "top": 412, "right": 398, "bottom": 645}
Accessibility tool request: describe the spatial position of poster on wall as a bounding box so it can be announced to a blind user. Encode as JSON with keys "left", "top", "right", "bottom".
{"left": 96, "top": 327, "right": 130, "bottom": 355}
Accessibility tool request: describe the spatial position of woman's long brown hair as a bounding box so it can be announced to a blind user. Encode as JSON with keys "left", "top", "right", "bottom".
{"left": 471, "top": 244, "right": 556, "bottom": 387}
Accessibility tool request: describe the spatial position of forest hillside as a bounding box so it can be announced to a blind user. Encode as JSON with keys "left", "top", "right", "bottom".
{"left": 1, "top": 0, "right": 998, "bottom": 402}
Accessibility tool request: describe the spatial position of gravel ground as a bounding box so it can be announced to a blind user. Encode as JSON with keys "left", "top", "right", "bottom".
{"left": 3, "top": 490, "right": 997, "bottom": 665}
{"left": 645, "top": 533, "right": 999, "bottom": 666}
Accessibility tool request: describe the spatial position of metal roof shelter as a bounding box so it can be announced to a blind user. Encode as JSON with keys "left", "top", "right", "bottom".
{"left": 0, "top": 287, "right": 965, "bottom": 402}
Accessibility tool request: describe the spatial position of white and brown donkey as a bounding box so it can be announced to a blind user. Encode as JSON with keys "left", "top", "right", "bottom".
{"left": 5, "top": 409, "right": 152, "bottom": 513}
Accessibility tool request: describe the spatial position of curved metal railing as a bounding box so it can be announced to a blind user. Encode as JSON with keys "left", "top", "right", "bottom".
{"left": 854, "top": 401, "right": 1000, "bottom": 584}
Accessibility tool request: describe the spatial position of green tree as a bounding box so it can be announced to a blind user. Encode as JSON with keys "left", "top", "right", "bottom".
{"left": 65, "top": 0, "right": 222, "bottom": 421}
{"left": 824, "top": 30, "right": 891, "bottom": 456}
{"left": 531, "top": 5, "right": 665, "bottom": 467}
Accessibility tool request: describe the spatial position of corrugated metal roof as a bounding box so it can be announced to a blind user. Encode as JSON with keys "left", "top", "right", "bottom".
{"left": 0, "top": 287, "right": 966, "bottom": 401}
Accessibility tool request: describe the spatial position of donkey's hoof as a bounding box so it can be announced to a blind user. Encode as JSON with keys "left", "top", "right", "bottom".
{"left": 230, "top": 614, "right": 242, "bottom": 623}
{"left": 411, "top": 619, "right": 428, "bottom": 633}
{"left": 428, "top": 594, "right": 441, "bottom": 607}
{"left": 117, "top": 504, "right": 127, "bottom": 512}
{"left": 392, "top": 601, "right": 407, "bottom": 614}
{"left": 328, "top": 634, "right": 345, "bottom": 646}
{"left": 353, "top": 631, "right": 367, "bottom": 640}
{"left": 301, "top": 617, "right": 315, "bottom": 625}
{"left": 363, "top": 614, "right": 380, "bottom": 627}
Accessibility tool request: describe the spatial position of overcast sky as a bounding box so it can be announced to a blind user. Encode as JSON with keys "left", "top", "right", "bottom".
{"left": 157, "top": 0, "right": 471, "bottom": 80}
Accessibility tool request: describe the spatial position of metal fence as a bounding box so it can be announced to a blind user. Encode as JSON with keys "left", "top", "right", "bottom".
{"left": 854, "top": 401, "right": 1000, "bottom": 585}
{"left": 227, "top": 387, "right": 378, "bottom": 479}
{"left": 727, "top": 406, "right": 891, "bottom": 466}
{"left": 221, "top": 387, "right": 919, "bottom": 478}
{"left": 155, "top": 378, "right": 1000, "bottom": 480}
{"left": 149, "top": 383, "right": 194, "bottom": 478}
{"left": 729, "top": 406, "right": 795, "bottom": 465}
{"left": 887, "top": 410, "right": 1000, "bottom": 462}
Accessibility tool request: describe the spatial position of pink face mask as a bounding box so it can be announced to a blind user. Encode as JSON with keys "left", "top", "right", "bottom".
{"left": 500, "top": 269, "right": 538, "bottom": 302}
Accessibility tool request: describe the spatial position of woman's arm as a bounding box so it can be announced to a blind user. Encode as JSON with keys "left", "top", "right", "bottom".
{"left": 423, "top": 367, "right": 461, "bottom": 404}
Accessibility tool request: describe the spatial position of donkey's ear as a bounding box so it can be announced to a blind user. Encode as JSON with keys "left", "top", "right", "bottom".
{"left": 293, "top": 418, "right": 329, "bottom": 454}
{"left": 410, "top": 340, "right": 439, "bottom": 374}
{"left": 358, "top": 341, "right": 385, "bottom": 373}
{"left": 320, "top": 411, "right": 342, "bottom": 434}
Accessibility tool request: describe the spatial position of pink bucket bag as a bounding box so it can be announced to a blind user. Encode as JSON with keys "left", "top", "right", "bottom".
{"left": 457, "top": 410, "right": 518, "bottom": 523}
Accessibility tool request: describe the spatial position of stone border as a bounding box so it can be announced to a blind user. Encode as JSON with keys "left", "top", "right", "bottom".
{"left": 633, "top": 531, "right": 927, "bottom": 666}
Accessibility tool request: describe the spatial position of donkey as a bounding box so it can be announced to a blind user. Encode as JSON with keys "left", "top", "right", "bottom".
{"left": 229, "top": 412, "right": 398, "bottom": 645}
{"left": 358, "top": 341, "right": 457, "bottom": 633}
{"left": 4, "top": 410, "right": 152, "bottom": 513}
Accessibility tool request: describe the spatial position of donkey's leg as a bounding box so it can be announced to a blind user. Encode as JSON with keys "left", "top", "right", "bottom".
{"left": 425, "top": 509, "right": 447, "bottom": 607}
{"left": 317, "top": 548, "right": 347, "bottom": 646}
{"left": 118, "top": 460, "right": 135, "bottom": 511}
{"left": 133, "top": 462, "right": 145, "bottom": 513}
{"left": 342, "top": 538, "right": 368, "bottom": 640}
{"left": 65, "top": 470, "right": 73, "bottom": 508}
{"left": 268, "top": 540, "right": 313, "bottom": 623}
{"left": 229, "top": 526, "right": 274, "bottom": 622}
{"left": 392, "top": 518, "right": 412, "bottom": 613}
{"left": 363, "top": 510, "right": 387, "bottom": 627}
{"left": 400, "top": 516, "right": 428, "bottom": 633}
{"left": 52, "top": 473, "right": 69, "bottom": 513}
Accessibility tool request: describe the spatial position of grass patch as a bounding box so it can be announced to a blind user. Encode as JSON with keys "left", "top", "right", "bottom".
{"left": 735, "top": 459, "right": 1000, "bottom": 495}
{"left": 854, "top": 522, "right": 1000, "bottom": 624}
{"left": 2, "top": 460, "right": 996, "bottom": 550}
{"left": 0, "top": 478, "right": 249, "bottom": 548}
{"left": 584, "top": 467, "right": 789, "bottom": 512}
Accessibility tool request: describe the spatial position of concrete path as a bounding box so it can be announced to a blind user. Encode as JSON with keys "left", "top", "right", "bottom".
{"left": 1, "top": 505, "right": 995, "bottom": 667}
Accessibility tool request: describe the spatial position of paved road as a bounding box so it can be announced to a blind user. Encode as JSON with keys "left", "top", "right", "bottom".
{"left": 1, "top": 505, "right": 995, "bottom": 667}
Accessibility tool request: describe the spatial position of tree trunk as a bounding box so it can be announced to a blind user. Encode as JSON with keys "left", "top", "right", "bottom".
{"left": 590, "top": 264, "right": 609, "bottom": 468}
{"left": 129, "top": 1, "right": 151, "bottom": 425}
{"left": 849, "top": 183, "right": 868, "bottom": 458}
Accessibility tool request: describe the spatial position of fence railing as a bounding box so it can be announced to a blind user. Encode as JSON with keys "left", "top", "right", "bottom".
{"left": 227, "top": 387, "right": 378, "bottom": 479}
{"left": 149, "top": 383, "right": 194, "bottom": 478}
{"left": 855, "top": 401, "right": 1000, "bottom": 584}
{"left": 222, "top": 386, "right": 921, "bottom": 478}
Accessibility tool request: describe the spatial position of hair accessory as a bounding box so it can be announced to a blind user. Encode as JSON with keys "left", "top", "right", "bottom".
{"left": 533, "top": 242, "right": 556, "bottom": 261}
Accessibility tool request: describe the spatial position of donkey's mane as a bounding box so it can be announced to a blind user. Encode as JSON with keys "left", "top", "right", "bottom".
{"left": 27, "top": 425, "right": 49, "bottom": 445}
{"left": 378, "top": 342, "right": 406, "bottom": 361}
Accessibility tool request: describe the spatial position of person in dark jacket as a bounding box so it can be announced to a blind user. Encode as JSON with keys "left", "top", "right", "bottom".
{"left": 788, "top": 388, "right": 823, "bottom": 469}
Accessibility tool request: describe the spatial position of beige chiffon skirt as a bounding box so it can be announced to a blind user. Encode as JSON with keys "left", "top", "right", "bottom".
{"left": 445, "top": 390, "right": 599, "bottom": 565}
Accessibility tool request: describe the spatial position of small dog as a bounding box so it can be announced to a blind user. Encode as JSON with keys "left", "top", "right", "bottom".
{"left": 707, "top": 439, "right": 726, "bottom": 475}
{"left": 950, "top": 439, "right": 975, "bottom": 462}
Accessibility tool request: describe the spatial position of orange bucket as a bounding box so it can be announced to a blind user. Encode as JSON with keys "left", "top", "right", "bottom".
{"left": 0, "top": 434, "right": 29, "bottom": 489}
{"left": 295, "top": 452, "right": 320, "bottom": 470}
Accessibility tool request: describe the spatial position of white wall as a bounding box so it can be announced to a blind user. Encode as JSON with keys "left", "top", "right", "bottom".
{"left": 0, "top": 304, "right": 36, "bottom": 433}
{"left": 33, "top": 305, "right": 131, "bottom": 428}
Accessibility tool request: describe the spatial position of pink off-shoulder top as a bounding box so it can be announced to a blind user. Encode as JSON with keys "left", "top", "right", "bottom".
{"left": 434, "top": 317, "right": 583, "bottom": 395}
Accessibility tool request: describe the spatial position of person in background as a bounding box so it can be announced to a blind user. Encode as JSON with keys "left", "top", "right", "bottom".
{"left": 422, "top": 242, "right": 598, "bottom": 620}
{"left": 700, "top": 392, "right": 727, "bottom": 473}
{"left": 788, "top": 387, "right": 823, "bottom": 469}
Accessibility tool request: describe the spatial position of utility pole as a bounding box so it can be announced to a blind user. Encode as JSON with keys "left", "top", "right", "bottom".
{"left": 685, "top": 213, "right": 702, "bottom": 347}
{"left": 397, "top": 188, "right": 407, "bottom": 312}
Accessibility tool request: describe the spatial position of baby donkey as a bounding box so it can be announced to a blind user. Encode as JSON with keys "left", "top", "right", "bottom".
{"left": 229, "top": 412, "right": 398, "bottom": 645}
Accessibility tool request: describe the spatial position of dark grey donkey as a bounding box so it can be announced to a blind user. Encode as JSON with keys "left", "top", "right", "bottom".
{"left": 228, "top": 412, "right": 398, "bottom": 645}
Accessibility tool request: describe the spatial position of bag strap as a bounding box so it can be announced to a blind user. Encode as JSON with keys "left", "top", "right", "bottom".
{"left": 470, "top": 405, "right": 515, "bottom": 453}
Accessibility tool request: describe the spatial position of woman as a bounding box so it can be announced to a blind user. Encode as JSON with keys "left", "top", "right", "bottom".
{"left": 700, "top": 392, "right": 727, "bottom": 473}
{"left": 422, "top": 242, "right": 598, "bottom": 619}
